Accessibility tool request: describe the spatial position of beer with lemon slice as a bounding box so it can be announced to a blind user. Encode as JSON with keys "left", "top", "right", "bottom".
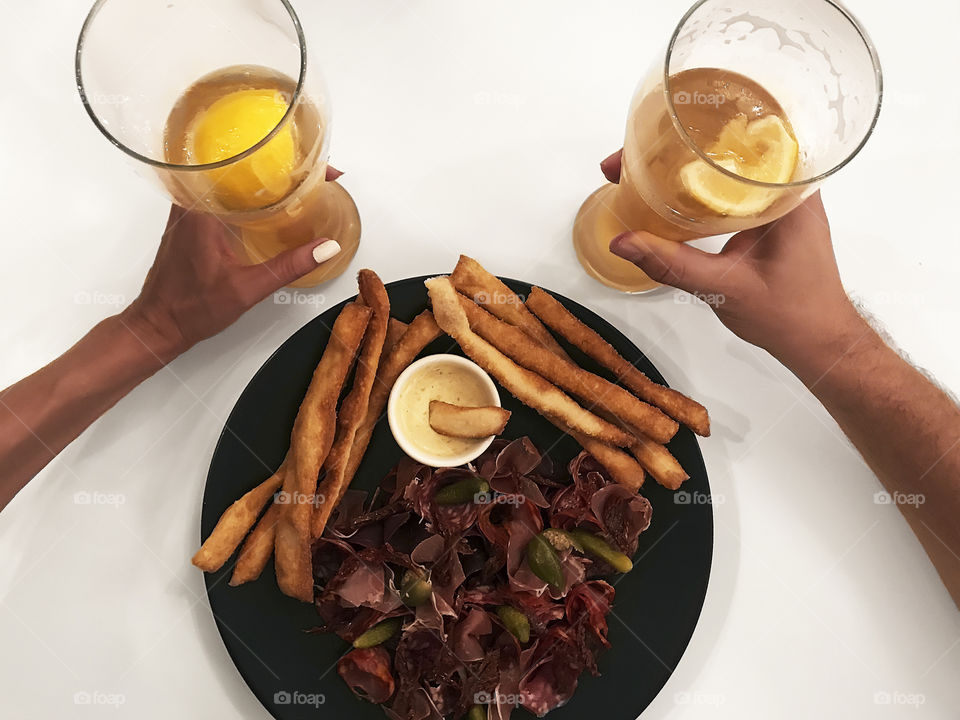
{"left": 162, "top": 65, "right": 360, "bottom": 287}
{"left": 572, "top": 0, "right": 882, "bottom": 294}
{"left": 574, "top": 67, "right": 802, "bottom": 293}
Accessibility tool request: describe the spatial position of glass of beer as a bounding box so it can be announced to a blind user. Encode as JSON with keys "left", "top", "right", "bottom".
{"left": 573, "top": 0, "right": 883, "bottom": 293}
{"left": 76, "top": 0, "right": 360, "bottom": 288}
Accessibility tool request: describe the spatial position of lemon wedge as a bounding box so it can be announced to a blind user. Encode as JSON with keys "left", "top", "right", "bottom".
{"left": 680, "top": 114, "right": 799, "bottom": 217}
{"left": 191, "top": 89, "right": 297, "bottom": 211}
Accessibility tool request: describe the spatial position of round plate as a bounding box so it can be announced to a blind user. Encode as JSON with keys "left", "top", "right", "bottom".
{"left": 201, "top": 275, "right": 713, "bottom": 719}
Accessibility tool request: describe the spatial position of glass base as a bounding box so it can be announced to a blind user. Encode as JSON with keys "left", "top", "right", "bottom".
{"left": 237, "top": 180, "right": 361, "bottom": 289}
{"left": 572, "top": 184, "right": 662, "bottom": 294}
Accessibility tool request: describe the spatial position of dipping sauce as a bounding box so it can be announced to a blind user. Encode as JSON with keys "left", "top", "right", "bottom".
{"left": 392, "top": 361, "right": 497, "bottom": 458}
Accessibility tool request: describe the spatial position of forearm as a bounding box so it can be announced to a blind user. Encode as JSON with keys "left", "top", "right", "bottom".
{"left": 776, "top": 309, "right": 960, "bottom": 604}
{"left": 0, "top": 309, "right": 183, "bottom": 507}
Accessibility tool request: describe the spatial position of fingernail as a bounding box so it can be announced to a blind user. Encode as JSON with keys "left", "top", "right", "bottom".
{"left": 600, "top": 149, "right": 623, "bottom": 183}
{"left": 312, "top": 240, "right": 341, "bottom": 264}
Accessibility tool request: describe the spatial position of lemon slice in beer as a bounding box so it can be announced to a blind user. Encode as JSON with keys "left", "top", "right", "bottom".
{"left": 191, "top": 89, "right": 297, "bottom": 211}
{"left": 680, "top": 115, "right": 799, "bottom": 217}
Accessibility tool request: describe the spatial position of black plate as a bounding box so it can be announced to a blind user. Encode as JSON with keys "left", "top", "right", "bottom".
{"left": 201, "top": 275, "right": 713, "bottom": 719}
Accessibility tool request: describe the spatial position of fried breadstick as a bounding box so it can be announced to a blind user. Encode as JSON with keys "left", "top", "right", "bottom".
{"left": 275, "top": 302, "right": 371, "bottom": 602}
{"left": 450, "top": 255, "right": 569, "bottom": 359}
{"left": 426, "top": 277, "right": 632, "bottom": 447}
{"left": 229, "top": 501, "right": 281, "bottom": 586}
{"left": 526, "top": 286, "right": 710, "bottom": 436}
{"left": 192, "top": 467, "right": 284, "bottom": 573}
{"left": 628, "top": 433, "right": 689, "bottom": 490}
{"left": 342, "top": 310, "right": 444, "bottom": 485}
{"left": 312, "top": 271, "right": 390, "bottom": 540}
{"left": 428, "top": 401, "right": 512, "bottom": 438}
{"left": 383, "top": 317, "right": 408, "bottom": 355}
{"left": 459, "top": 295, "right": 678, "bottom": 443}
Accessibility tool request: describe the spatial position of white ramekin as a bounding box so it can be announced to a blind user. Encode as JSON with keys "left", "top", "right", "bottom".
{"left": 387, "top": 354, "right": 501, "bottom": 468}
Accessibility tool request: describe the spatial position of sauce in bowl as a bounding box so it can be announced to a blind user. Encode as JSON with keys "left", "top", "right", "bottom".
{"left": 388, "top": 355, "right": 500, "bottom": 467}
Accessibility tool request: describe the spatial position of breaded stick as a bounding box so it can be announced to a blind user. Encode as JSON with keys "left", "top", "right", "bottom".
{"left": 628, "top": 433, "right": 689, "bottom": 490}
{"left": 426, "top": 277, "right": 632, "bottom": 447}
{"left": 230, "top": 501, "right": 281, "bottom": 586}
{"left": 312, "top": 271, "right": 390, "bottom": 540}
{"left": 191, "top": 468, "right": 284, "bottom": 572}
{"left": 383, "top": 317, "right": 408, "bottom": 354}
{"left": 568, "top": 430, "right": 646, "bottom": 492}
{"left": 275, "top": 302, "right": 371, "bottom": 602}
{"left": 459, "top": 296, "right": 678, "bottom": 444}
{"left": 428, "top": 401, "right": 512, "bottom": 438}
{"left": 342, "top": 310, "right": 443, "bottom": 485}
{"left": 526, "top": 286, "right": 710, "bottom": 436}
{"left": 450, "top": 255, "right": 569, "bottom": 359}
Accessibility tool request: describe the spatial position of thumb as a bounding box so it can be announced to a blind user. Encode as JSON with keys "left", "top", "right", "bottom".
{"left": 610, "top": 231, "right": 734, "bottom": 296}
{"left": 243, "top": 239, "right": 341, "bottom": 300}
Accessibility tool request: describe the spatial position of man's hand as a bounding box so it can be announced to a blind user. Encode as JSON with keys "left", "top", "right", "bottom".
{"left": 124, "top": 204, "right": 340, "bottom": 357}
{"left": 599, "top": 148, "right": 960, "bottom": 607}
{"left": 601, "top": 149, "right": 861, "bottom": 363}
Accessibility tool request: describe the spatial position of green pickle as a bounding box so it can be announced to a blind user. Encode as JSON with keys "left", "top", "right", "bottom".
{"left": 434, "top": 477, "right": 491, "bottom": 505}
{"left": 569, "top": 530, "right": 633, "bottom": 573}
{"left": 466, "top": 704, "right": 486, "bottom": 720}
{"left": 398, "top": 569, "right": 433, "bottom": 607}
{"left": 353, "top": 617, "right": 401, "bottom": 649}
{"left": 496, "top": 605, "right": 531, "bottom": 644}
{"left": 526, "top": 532, "right": 564, "bottom": 589}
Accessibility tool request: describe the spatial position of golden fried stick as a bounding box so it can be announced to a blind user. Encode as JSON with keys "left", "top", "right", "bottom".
{"left": 628, "top": 433, "right": 689, "bottom": 490}
{"left": 450, "top": 255, "right": 569, "bottom": 359}
{"left": 428, "top": 401, "right": 512, "bottom": 438}
{"left": 459, "top": 296, "right": 678, "bottom": 444}
{"left": 229, "top": 500, "right": 281, "bottom": 586}
{"left": 275, "top": 302, "right": 371, "bottom": 602}
{"left": 426, "top": 277, "right": 632, "bottom": 447}
{"left": 312, "top": 271, "right": 390, "bottom": 540}
{"left": 191, "top": 467, "right": 284, "bottom": 573}
{"left": 526, "top": 286, "right": 710, "bottom": 436}
{"left": 568, "top": 430, "right": 646, "bottom": 492}
{"left": 342, "top": 310, "right": 443, "bottom": 486}
{"left": 383, "top": 317, "right": 408, "bottom": 354}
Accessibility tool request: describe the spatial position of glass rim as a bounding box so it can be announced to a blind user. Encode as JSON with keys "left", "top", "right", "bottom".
{"left": 75, "top": 0, "right": 308, "bottom": 173}
{"left": 662, "top": 0, "right": 884, "bottom": 190}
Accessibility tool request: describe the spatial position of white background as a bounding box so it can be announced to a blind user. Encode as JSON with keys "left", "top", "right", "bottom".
{"left": 1, "top": 0, "right": 959, "bottom": 717}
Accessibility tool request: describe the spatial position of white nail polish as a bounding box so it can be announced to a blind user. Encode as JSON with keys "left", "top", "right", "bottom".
{"left": 312, "top": 240, "right": 341, "bottom": 264}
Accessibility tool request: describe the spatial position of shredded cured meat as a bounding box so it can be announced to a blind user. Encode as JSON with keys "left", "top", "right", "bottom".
{"left": 322, "top": 438, "right": 653, "bottom": 719}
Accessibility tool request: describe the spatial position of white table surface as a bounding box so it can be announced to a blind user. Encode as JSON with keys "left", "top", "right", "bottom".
{"left": 2, "top": 0, "right": 959, "bottom": 717}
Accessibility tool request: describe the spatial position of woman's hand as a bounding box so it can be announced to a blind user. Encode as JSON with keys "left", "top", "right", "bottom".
{"left": 123, "top": 204, "right": 341, "bottom": 358}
